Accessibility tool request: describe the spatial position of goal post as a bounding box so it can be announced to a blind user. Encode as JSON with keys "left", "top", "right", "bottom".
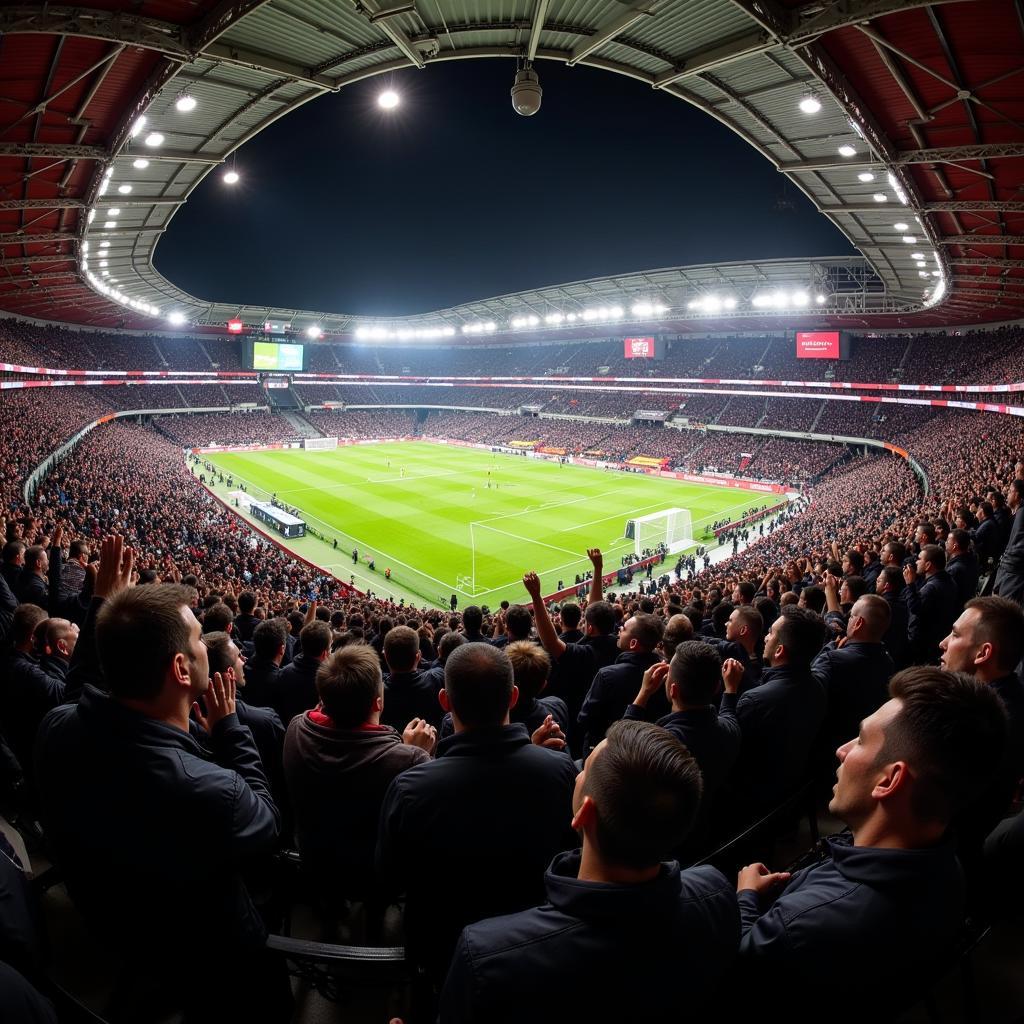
{"left": 627, "top": 508, "right": 694, "bottom": 556}
{"left": 304, "top": 436, "right": 338, "bottom": 451}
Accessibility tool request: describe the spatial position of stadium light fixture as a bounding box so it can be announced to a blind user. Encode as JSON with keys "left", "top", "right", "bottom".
{"left": 544, "top": 313, "right": 563, "bottom": 324}
{"left": 902, "top": 235, "right": 917, "bottom": 243}
{"left": 857, "top": 172, "right": 875, "bottom": 182}
{"left": 130, "top": 116, "right": 146, "bottom": 139}
{"left": 932, "top": 270, "right": 941, "bottom": 277}
{"left": 223, "top": 170, "right": 240, "bottom": 185}
{"left": 815, "top": 294, "right": 827, "bottom": 304}
{"left": 872, "top": 193, "right": 887, "bottom": 202}
{"left": 378, "top": 90, "right": 400, "bottom": 110}
{"left": 566, "top": 313, "right": 577, "bottom": 322}
{"left": 791, "top": 292, "right": 809, "bottom": 306}
{"left": 838, "top": 144, "right": 856, "bottom": 157}
{"left": 99, "top": 260, "right": 108, "bottom": 267}
{"left": 98, "top": 178, "right": 110, "bottom": 197}
{"left": 798, "top": 93, "right": 821, "bottom": 114}
{"left": 894, "top": 222, "right": 909, "bottom": 231}
{"left": 144, "top": 132, "right": 165, "bottom": 147}
{"left": 109, "top": 208, "right": 120, "bottom": 216}
{"left": 306, "top": 325, "right": 323, "bottom": 339}
{"left": 168, "top": 312, "right": 187, "bottom": 326}
{"left": 175, "top": 93, "right": 197, "bottom": 113}
{"left": 103, "top": 221, "right": 116, "bottom": 229}
{"left": 87, "top": 209, "right": 96, "bottom": 224}
{"left": 118, "top": 184, "right": 132, "bottom": 194}
{"left": 887, "top": 171, "right": 908, "bottom": 205}
{"left": 918, "top": 271, "right": 929, "bottom": 278}
{"left": 133, "top": 158, "right": 149, "bottom": 169}
{"left": 99, "top": 241, "right": 110, "bottom": 248}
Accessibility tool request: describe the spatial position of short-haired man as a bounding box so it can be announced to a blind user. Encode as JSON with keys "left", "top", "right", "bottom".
{"left": 660, "top": 612, "right": 693, "bottom": 661}
{"left": 244, "top": 618, "right": 288, "bottom": 708}
{"left": 491, "top": 604, "right": 532, "bottom": 648}
{"left": 945, "top": 528, "right": 980, "bottom": 611}
{"left": 271, "top": 619, "right": 333, "bottom": 723}
{"left": 381, "top": 624, "right": 443, "bottom": 730}
{"left": 994, "top": 478, "right": 1024, "bottom": 605}
{"left": 0, "top": 604, "right": 54, "bottom": 782}
{"left": 624, "top": 641, "right": 741, "bottom": 854}
{"left": 285, "top": 644, "right": 435, "bottom": 899}
{"left": 34, "top": 540, "right": 286, "bottom": 1019}
{"left": 729, "top": 606, "right": 829, "bottom": 821}
{"left": 439, "top": 721, "right": 740, "bottom": 1023}
{"left": 556, "top": 602, "right": 584, "bottom": 644}
{"left": 902, "top": 544, "right": 959, "bottom": 664}
{"left": 420, "top": 628, "right": 464, "bottom": 696}
{"left": 377, "top": 643, "right": 577, "bottom": 983}
{"left": 577, "top": 612, "right": 665, "bottom": 755}
{"left": 875, "top": 565, "right": 911, "bottom": 668}
{"left": 735, "top": 668, "right": 1009, "bottom": 1012}
{"left": 233, "top": 590, "right": 260, "bottom": 642}
{"left": 703, "top": 605, "right": 762, "bottom": 694}
{"left": 811, "top": 593, "right": 895, "bottom": 764}
{"left": 58, "top": 539, "right": 90, "bottom": 605}
{"left": 15, "top": 545, "right": 53, "bottom": 612}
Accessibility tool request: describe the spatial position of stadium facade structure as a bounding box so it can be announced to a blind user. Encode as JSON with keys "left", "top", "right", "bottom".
{"left": 0, "top": 0, "right": 1021, "bottom": 337}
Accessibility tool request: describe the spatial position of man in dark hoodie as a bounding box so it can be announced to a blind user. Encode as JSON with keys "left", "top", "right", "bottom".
{"left": 283, "top": 643, "right": 435, "bottom": 899}
{"left": 271, "top": 619, "right": 332, "bottom": 724}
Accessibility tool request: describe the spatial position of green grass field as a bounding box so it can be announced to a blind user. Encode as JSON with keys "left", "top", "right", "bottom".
{"left": 204, "top": 441, "right": 776, "bottom": 608}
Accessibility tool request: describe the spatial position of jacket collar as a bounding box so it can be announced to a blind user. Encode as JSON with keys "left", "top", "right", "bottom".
{"left": 827, "top": 833, "right": 959, "bottom": 887}
{"left": 613, "top": 650, "right": 661, "bottom": 669}
{"left": 435, "top": 722, "right": 531, "bottom": 758}
{"left": 543, "top": 850, "right": 682, "bottom": 922}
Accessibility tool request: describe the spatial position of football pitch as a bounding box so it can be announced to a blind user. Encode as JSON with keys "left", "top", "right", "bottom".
{"left": 204, "top": 441, "right": 776, "bottom": 608}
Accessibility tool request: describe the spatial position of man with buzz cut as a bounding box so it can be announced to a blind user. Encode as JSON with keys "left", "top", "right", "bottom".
{"left": 735, "top": 668, "right": 1008, "bottom": 1016}
{"left": 438, "top": 720, "right": 740, "bottom": 1023}
{"left": 377, "top": 642, "right": 577, "bottom": 986}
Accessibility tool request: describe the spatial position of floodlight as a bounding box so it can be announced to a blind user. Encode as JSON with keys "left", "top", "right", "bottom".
{"left": 109, "top": 208, "right": 120, "bottom": 215}
{"left": 175, "top": 93, "right": 197, "bottom": 113}
{"left": 168, "top": 312, "right": 187, "bottom": 326}
{"left": 118, "top": 184, "right": 132, "bottom": 194}
{"left": 133, "top": 158, "right": 149, "bottom": 169}
{"left": 838, "top": 144, "right": 856, "bottom": 157}
{"left": 104, "top": 221, "right": 116, "bottom": 229}
{"left": 815, "top": 294, "right": 827, "bottom": 304}
{"left": 902, "top": 236, "right": 917, "bottom": 243}
{"left": 872, "top": 193, "right": 887, "bottom": 202}
{"left": 144, "top": 132, "right": 164, "bottom": 147}
{"left": 306, "top": 325, "right": 323, "bottom": 339}
{"left": 130, "top": 116, "right": 146, "bottom": 138}
{"left": 223, "top": 170, "right": 240, "bottom": 184}
{"left": 894, "top": 222, "right": 909, "bottom": 231}
{"left": 857, "top": 172, "right": 875, "bottom": 182}
{"left": 87, "top": 209, "right": 96, "bottom": 224}
{"left": 378, "top": 90, "right": 400, "bottom": 110}
{"left": 798, "top": 93, "right": 821, "bottom": 114}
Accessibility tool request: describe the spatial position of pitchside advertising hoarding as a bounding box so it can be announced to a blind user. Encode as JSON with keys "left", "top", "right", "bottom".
{"left": 795, "top": 331, "right": 847, "bottom": 360}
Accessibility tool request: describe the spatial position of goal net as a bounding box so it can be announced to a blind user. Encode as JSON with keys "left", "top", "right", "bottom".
{"left": 628, "top": 508, "right": 693, "bottom": 556}
{"left": 304, "top": 436, "right": 338, "bottom": 451}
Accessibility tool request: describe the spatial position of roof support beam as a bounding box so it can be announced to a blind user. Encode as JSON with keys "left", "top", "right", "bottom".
{"left": 826, "top": 201, "right": 1024, "bottom": 214}
{"left": 526, "top": 0, "right": 550, "bottom": 61}
{"left": 131, "top": 150, "right": 225, "bottom": 166}
{"left": 947, "top": 258, "right": 1024, "bottom": 269}
{"left": 940, "top": 236, "right": 1024, "bottom": 246}
{"left": 0, "top": 231, "right": 77, "bottom": 245}
{"left": 0, "top": 6, "right": 189, "bottom": 57}
{"left": 189, "top": 0, "right": 276, "bottom": 51}
{"left": 781, "top": 143, "right": 1024, "bottom": 172}
{"left": 568, "top": 1, "right": 661, "bottom": 66}
{"left": 653, "top": 29, "right": 770, "bottom": 88}
{"left": 0, "top": 256, "right": 74, "bottom": 269}
{"left": 354, "top": 0, "right": 426, "bottom": 70}
{"left": 787, "top": 0, "right": 964, "bottom": 45}
{"left": 0, "top": 142, "right": 106, "bottom": 161}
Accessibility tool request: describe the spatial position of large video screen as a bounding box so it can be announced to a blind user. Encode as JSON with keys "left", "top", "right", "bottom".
{"left": 251, "top": 341, "right": 304, "bottom": 371}
{"left": 795, "top": 331, "right": 841, "bottom": 359}
{"left": 624, "top": 337, "right": 658, "bottom": 359}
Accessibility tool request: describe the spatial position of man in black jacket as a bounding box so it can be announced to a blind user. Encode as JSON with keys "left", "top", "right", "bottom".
{"left": 876, "top": 566, "right": 911, "bottom": 669}
{"left": 232, "top": 591, "right": 260, "bottom": 643}
{"left": 34, "top": 540, "right": 287, "bottom": 1021}
{"left": 994, "top": 479, "right": 1024, "bottom": 605}
{"left": 730, "top": 606, "right": 829, "bottom": 821}
{"left": 0, "top": 604, "right": 51, "bottom": 785}
{"left": 945, "top": 529, "right": 980, "bottom": 612}
{"left": 439, "top": 720, "right": 740, "bottom": 1023}
{"left": 14, "top": 547, "right": 51, "bottom": 612}
{"left": 575, "top": 611, "right": 664, "bottom": 756}
{"left": 271, "top": 619, "right": 331, "bottom": 724}
{"left": 381, "top": 624, "right": 443, "bottom": 730}
{"left": 902, "top": 545, "right": 959, "bottom": 664}
{"left": 377, "top": 642, "right": 577, "bottom": 984}
{"left": 242, "top": 618, "right": 287, "bottom": 708}
{"left": 702, "top": 605, "right": 763, "bottom": 693}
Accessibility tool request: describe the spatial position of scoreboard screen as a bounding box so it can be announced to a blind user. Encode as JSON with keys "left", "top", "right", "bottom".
{"left": 248, "top": 341, "right": 304, "bottom": 371}
{"left": 624, "top": 337, "right": 659, "bottom": 359}
{"left": 795, "top": 331, "right": 845, "bottom": 360}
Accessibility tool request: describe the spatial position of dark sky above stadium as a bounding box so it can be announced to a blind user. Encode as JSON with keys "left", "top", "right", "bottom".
{"left": 155, "top": 60, "right": 856, "bottom": 317}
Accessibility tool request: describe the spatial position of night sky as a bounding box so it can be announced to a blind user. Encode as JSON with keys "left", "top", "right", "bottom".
{"left": 155, "top": 60, "right": 856, "bottom": 316}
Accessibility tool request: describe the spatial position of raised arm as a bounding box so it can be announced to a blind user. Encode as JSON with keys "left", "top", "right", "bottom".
{"left": 587, "top": 548, "right": 604, "bottom": 605}
{"left": 523, "top": 571, "right": 566, "bottom": 660}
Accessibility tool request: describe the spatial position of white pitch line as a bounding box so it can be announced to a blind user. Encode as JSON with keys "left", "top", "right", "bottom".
{"left": 472, "top": 488, "right": 632, "bottom": 526}
{"left": 473, "top": 522, "right": 581, "bottom": 558}
{"left": 276, "top": 467, "right": 470, "bottom": 497}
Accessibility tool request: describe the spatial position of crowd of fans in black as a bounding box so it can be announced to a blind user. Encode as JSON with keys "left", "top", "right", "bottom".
{"left": 1, "top": 321, "right": 1024, "bottom": 1022}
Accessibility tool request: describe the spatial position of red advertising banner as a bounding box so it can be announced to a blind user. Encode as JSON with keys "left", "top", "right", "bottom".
{"left": 796, "top": 331, "right": 841, "bottom": 359}
{"left": 623, "top": 337, "right": 655, "bottom": 358}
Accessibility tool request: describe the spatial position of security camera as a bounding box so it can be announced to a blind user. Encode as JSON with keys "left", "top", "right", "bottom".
{"left": 511, "top": 67, "right": 542, "bottom": 117}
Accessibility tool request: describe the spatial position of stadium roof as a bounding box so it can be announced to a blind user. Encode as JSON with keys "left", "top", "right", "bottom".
{"left": 0, "top": 0, "right": 1022, "bottom": 336}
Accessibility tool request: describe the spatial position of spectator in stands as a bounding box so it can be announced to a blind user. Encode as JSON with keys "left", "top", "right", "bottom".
{"left": 439, "top": 720, "right": 740, "bottom": 1023}
{"left": 490, "top": 604, "right": 532, "bottom": 648}
{"left": 945, "top": 528, "right": 979, "bottom": 610}
{"left": 875, "top": 566, "right": 911, "bottom": 669}
{"left": 377, "top": 642, "right": 577, "bottom": 984}
{"left": 460, "top": 605, "right": 486, "bottom": 643}
{"left": 811, "top": 594, "right": 894, "bottom": 768}
{"left": 284, "top": 644, "right": 435, "bottom": 901}
{"left": 557, "top": 602, "right": 584, "bottom": 644}
{"left": 660, "top": 612, "right": 694, "bottom": 660}
{"left": 577, "top": 612, "right": 665, "bottom": 756}
{"left": 34, "top": 539, "right": 288, "bottom": 1021}
{"left": 624, "top": 642, "right": 741, "bottom": 852}
{"left": 420, "top": 629, "right": 464, "bottom": 695}
{"left": 703, "top": 605, "right": 762, "bottom": 693}
{"left": 0, "top": 604, "right": 51, "bottom": 783}
{"left": 729, "top": 606, "right": 829, "bottom": 821}
{"left": 973, "top": 501, "right": 1001, "bottom": 567}
{"left": 505, "top": 640, "right": 568, "bottom": 736}
{"left": 735, "top": 668, "right": 1009, "bottom": 1014}
{"left": 233, "top": 591, "right": 260, "bottom": 642}
{"left": 381, "top": 624, "right": 442, "bottom": 730}
{"left": 1, "top": 541, "right": 24, "bottom": 596}
{"left": 994, "top": 479, "right": 1024, "bottom": 605}
{"left": 902, "top": 545, "right": 959, "bottom": 665}
{"left": 58, "top": 539, "right": 90, "bottom": 604}
{"left": 271, "top": 619, "right": 332, "bottom": 723}
{"left": 243, "top": 618, "right": 287, "bottom": 708}
{"left": 15, "top": 545, "right": 51, "bottom": 611}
